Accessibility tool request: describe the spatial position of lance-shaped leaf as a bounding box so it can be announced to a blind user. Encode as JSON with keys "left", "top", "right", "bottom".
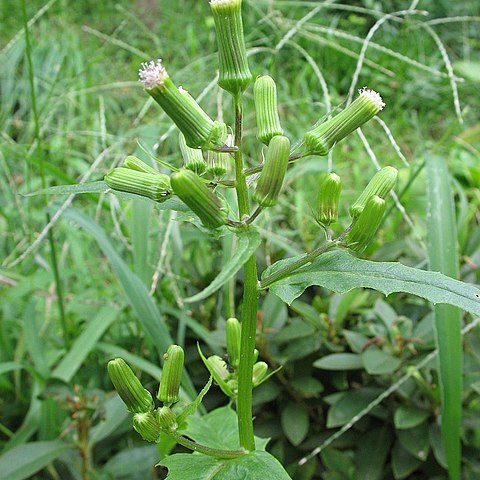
{"left": 262, "top": 249, "right": 480, "bottom": 315}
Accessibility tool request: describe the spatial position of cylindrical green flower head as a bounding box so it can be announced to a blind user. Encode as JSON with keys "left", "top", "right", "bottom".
{"left": 157, "top": 406, "right": 178, "bottom": 433}
{"left": 253, "top": 135, "right": 290, "bottom": 207}
{"left": 206, "top": 134, "right": 232, "bottom": 178}
{"left": 133, "top": 412, "right": 160, "bottom": 442}
{"left": 139, "top": 59, "right": 227, "bottom": 149}
{"left": 316, "top": 172, "right": 342, "bottom": 226}
{"left": 304, "top": 88, "right": 385, "bottom": 156}
{"left": 252, "top": 361, "right": 268, "bottom": 387}
{"left": 210, "top": 0, "right": 253, "bottom": 94}
{"left": 104, "top": 168, "right": 172, "bottom": 203}
{"left": 157, "top": 345, "right": 184, "bottom": 405}
{"left": 345, "top": 195, "right": 386, "bottom": 253}
{"left": 107, "top": 358, "right": 153, "bottom": 413}
{"left": 349, "top": 166, "right": 398, "bottom": 218}
{"left": 226, "top": 317, "right": 241, "bottom": 369}
{"left": 122, "top": 155, "right": 158, "bottom": 175}
{"left": 179, "top": 132, "right": 206, "bottom": 175}
{"left": 254, "top": 75, "right": 283, "bottom": 145}
{"left": 170, "top": 169, "right": 228, "bottom": 228}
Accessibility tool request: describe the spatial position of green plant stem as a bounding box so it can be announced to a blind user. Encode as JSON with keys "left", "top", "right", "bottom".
{"left": 22, "top": 0, "right": 69, "bottom": 347}
{"left": 233, "top": 94, "right": 258, "bottom": 452}
{"left": 171, "top": 432, "right": 246, "bottom": 459}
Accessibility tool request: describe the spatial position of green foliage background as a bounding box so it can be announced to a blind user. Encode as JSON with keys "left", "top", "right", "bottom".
{"left": 0, "top": 0, "right": 479, "bottom": 478}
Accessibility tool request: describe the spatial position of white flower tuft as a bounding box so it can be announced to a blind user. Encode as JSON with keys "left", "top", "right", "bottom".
{"left": 359, "top": 87, "right": 385, "bottom": 111}
{"left": 139, "top": 59, "right": 167, "bottom": 89}
{"left": 210, "top": 0, "right": 240, "bottom": 5}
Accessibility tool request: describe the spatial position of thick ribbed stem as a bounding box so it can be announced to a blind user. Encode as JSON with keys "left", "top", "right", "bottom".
{"left": 233, "top": 94, "right": 258, "bottom": 451}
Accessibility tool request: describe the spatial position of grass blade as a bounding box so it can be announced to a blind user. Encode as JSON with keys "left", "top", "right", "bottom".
{"left": 426, "top": 154, "right": 462, "bottom": 480}
{"left": 62, "top": 208, "right": 197, "bottom": 400}
{"left": 52, "top": 306, "right": 118, "bottom": 383}
{"left": 0, "top": 440, "right": 70, "bottom": 480}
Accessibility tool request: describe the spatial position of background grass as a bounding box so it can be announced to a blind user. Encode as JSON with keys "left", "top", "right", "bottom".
{"left": 1, "top": 0, "right": 479, "bottom": 478}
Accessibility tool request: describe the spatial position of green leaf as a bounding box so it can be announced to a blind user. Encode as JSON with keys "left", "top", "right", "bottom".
{"left": 24, "top": 181, "right": 108, "bottom": 196}
{"left": 103, "top": 445, "right": 159, "bottom": 478}
{"left": 342, "top": 330, "right": 369, "bottom": 354}
{"left": 89, "top": 395, "right": 129, "bottom": 445}
{"left": 281, "top": 403, "right": 309, "bottom": 446}
{"left": 355, "top": 426, "right": 392, "bottom": 480}
{"left": 263, "top": 249, "right": 480, "bottom": 315}
{"left": 0, "top": 362, "right": 23, "bottom": 375}
{"left": 313, "top": 353, "right": 363, "bottom": 371}
{"left": 30, "top": 181, "right": 189, "bottom": 211}
{"left": 392, "top": 442, "right": 423, "bottom": 480}
{"left": 326, "top": 388, "right": 381, "bottom": 428}
{"left": 180, "top": 405, "right": 268, "bottom": 452}
{"left": 361, "top": 347, "right": 401, "bottom": 375}
{"left": 397, "top": 422, "right": 430, "bottom": 460}
{"left": 320, "top": 448, "right": 355, "bottom": 478}
{"left": 393, "top": 406, "right": 430, "bottom": 430}
{"left": 185, "top": 229, "right": 261, "bottom": 303}
{"left": 52, "top": 306, "right": 118, "bottom": 383}
{"left": 160, "top": 450, "right": 292, "bottom": 480}
{"left": 0, "top": 440, "right": 70, "bottom": 480}
{"left": 62, "top": 208, "right": 196, "bottom": 400}
{"left": 426, "top": 154, "right": 462, "bottom": 480}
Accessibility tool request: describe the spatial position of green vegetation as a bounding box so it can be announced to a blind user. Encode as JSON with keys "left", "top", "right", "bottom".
{"left": 1, "top": 0, "right": 479, "bottom": 479}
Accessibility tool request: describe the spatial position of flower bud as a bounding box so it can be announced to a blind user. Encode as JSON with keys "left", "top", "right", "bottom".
{"left": 304, "top": 87, "right": 385, "bottom": 156}
{"left": 206, "top": 134, "right": 232, "bottom": 178}
{"left": 253, "top": 135, "right": 290, "bottom": 207}
{"left": 122, "top": 155, "right": 158, "bottom": 175}
{"left": 105, "top": 168, "right": 172, "bottom": 203}
{"left": 139, "top": 59, "right": 227, "bottom": 149}
{"left": 107, "top": 358, "right": 153, "bottom": 413}
{"left": 170, "top": 169, "right": 228, "bottom": 228}
{"left": 349, "top": 166, "right": 398, "bottom": 218}
{"left": 345, "top": 195, "right": 386, "bottom": 253}
{"left": 133, "top": 412, "right": 160, "bottom": 442}
{"left": 157, "top": 345, "right": 184, "bottom": 405}
{"left": 206, "top": 355, "right": 235, "bottom": 397}
{"left": 253, "top": 348, "right": 259, "bottom": 363}
{"left": 179, "top": 132, "right": 206, "bottom": 175}
{"left": 157, "top": 406, "right": 178, "bottom": 433}
{"left": 254, "top": 75, "right": 283, "bottom": 145}
{"left": 315, "top": 172, "right": 342, "bottom": 226}
{"left": 252, "top": 362, "right": 268, "bottom": 387}
{"left": 210, "top": 0, "right": 253, "bottom": 94}
{"left": 226, "top": 317, "right": 241, "bottom": 369}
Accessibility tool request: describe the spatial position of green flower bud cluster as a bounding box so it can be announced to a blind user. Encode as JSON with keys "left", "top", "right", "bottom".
{"left": 210, "top": 0, "right": 252, "bottom": 95}
{"left": 254, "top": 75, "right": 283, "bottom": 145}
{"left": 304, "top": 87, "right": 385, "bottom": 156}
{"left": 179, "top": 132, "right": 206, "bottom": 175}
{"left": 253, "top": 135, "right": 290, "bottom": 207}
{"left": 311, "top": 166, "right": 397, "bottom": 251}
{"left": 157, "top": 345, "right": 184, "bottom": 406}
{"left": 199, "top": 318, "right": 269, "bottom": 398}
{"left": 315, "top": 172, "right": 342, "bottom": 226}
{"left": 139, "top": 59, "right": 227, "bottom": 149}
{"left": 171, "top": 169, "right": 228, "bottom": 228}
{"left": 107, "top": 345, "right": 185, "bottom": 443}
{"left": 104, "top": 156, "right": 172, "bottom": 203}
{"left": 207, "top": 134, "right": 233, "bottom": 178}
